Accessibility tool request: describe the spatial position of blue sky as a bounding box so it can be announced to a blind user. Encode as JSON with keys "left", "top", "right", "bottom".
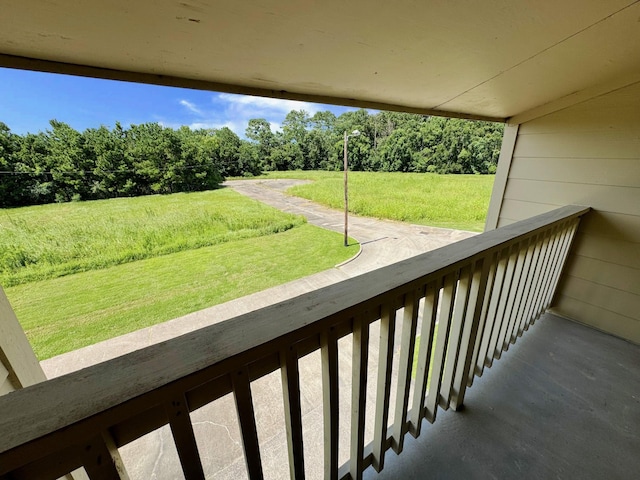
{"left": 0, "top": 67, "right": 357, "bottom": 137}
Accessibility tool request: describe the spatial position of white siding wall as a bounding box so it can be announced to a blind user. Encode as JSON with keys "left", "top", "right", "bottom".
{"left": 493, "top": 82, "right": 640, "bottom": 343}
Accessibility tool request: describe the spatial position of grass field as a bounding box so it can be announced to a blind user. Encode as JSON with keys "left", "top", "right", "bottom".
{"left": 3, "top": 171, "right": 493, "bottom": 360}
{"left": 258, "top": 171, "right": 494, "bottom": 232}
{"left": 7, "top": 224, "right": 357, "bottom": 359}
{"left": 2, "top": 189, "right": 357, "bottom": 359}
{"left": 0, "top": 189, "right": 304, "bottom": 287}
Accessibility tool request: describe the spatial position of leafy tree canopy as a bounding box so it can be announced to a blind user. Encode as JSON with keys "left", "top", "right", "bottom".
{"left": 0, "top": 109, "right": 503, "bottom": 207}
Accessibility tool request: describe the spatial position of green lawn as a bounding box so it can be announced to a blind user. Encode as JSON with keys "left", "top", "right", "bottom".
{"left": 0, "top": 188, "right": 304, "bottom": 287}
{"left": 3, "top": 172, "right": 492, "bottom": 360}
{"left": 1, "top": 189, "right": 357, "bottom": 359}
{"left": 257, "top": 171, "right": 494, "bottom": 232}
{"left": 6, "top": 224, "right": 357, "bottom": 359}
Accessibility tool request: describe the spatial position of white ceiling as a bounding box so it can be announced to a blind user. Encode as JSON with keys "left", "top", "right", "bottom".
{"left": 2, "top": 0, "right": 640, "bottom": 121}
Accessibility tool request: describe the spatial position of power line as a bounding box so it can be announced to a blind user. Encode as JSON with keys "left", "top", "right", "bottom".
{"left": 0, "top": 164, "right": 215, "bottom": 176}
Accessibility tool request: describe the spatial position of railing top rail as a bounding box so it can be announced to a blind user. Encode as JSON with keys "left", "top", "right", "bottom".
{"left": 0, "top": 204, "right": 589, "bottom": 461}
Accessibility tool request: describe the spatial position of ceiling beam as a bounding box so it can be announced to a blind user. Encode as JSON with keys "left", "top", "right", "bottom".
{"left": 0, "top": 54, "right": 506, "bottom": 124}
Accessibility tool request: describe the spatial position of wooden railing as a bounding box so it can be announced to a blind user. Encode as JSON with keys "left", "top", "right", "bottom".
{"left": 0, "top": 205, "right": 589, "bottom": 480}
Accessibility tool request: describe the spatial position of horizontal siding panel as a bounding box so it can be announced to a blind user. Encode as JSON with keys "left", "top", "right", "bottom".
{"left": 508, "top": 157, "right": 640, "bottom": 187}
{"left": 560, "top": 275, "right": 639, "bottom": 321}
{"left": 563, "top": 255, "right": 640, "bottom": 296}
{"left": 578, "top": 211, "right": 640, "bottom": 242}
{"left": 499, "top": 83, "right": 640, "bottom": 343}
{"left": 503, "top": 179, "right": 640, "bottom": 216}
{"left": 521, "top": 82, "right": 640, "bottom": 135}
{"left": 571, "top": 232, "right": 640, "bottom": 269}
{"left": 498, "top": 199, "right": 558, "bottom": 222}
{"left": 496, "top": 217, "right": 516, "bottom": 228}
{"left": 513, "top": 131, "right": 640, "bottom": 159}
{"left": 518, "top": 108, "right": 640, "bottom": 135}
{"left": 552, "top": 295, "right": 640, "bottom": 345}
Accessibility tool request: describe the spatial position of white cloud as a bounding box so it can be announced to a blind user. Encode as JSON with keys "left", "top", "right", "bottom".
{"left": 178, "top": 94, "right": 310, "bottom": 136}
{"left": 217, "top": 93, "right": 322, "bottom": 116}
{"left": 179, "top": 99, "right": 203, "bottom": 115}
{"left": 167, "top": 92, "right": 355, "bottom": 138}
{"left": 209, "top": 93, "right": 329, "bottom": 136}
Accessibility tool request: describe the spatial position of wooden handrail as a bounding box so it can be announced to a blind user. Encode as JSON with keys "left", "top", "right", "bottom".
{"left": 0, "top": 205, "right": 590, "bottom": 479}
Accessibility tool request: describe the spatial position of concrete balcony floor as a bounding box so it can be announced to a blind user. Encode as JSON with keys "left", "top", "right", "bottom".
{"left": 365, "top": 313, "right": 640, "bottom": 480}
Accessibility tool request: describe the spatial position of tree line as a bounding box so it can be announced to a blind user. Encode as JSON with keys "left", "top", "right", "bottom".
{"left": 0, "top": 109, "right": 504, "bottom": 208}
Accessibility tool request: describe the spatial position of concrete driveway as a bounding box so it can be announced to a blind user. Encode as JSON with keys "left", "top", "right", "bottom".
{"left": 224, "top": 179, "right": 475, "bottom": 276}
{"left": 41, "top": 179, "right": 476, "bottom": 479}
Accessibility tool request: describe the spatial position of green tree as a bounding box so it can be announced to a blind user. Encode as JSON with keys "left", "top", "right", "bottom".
{"left": 13, "top": 131, "right": 53, "bottom": 204}
{"left": 123, "top": 123, "right": 183, "bottom": 194}
{"left": 246, "top": 119, "right": 275, "bottom": 170}
{"left": 237, "top": 141, "right": 262, "bottom": 176}
{"left": 214, "top": 127, "right": 242, "bottom": 177}
{"left": 0, "top": 108, "right": 504, "bottom": 207}
{"left": 0, "top": 122, "right": 24, "bottom": 206}
{"left": 332, "top": 109, "right": 373, "bottom": 171}
{"left": 83, "top": 123, "right": 128, "bottom": 198}
{"left": 377, "top": 128, "right": 418, "bottom": 172}
{"left": 46, "top": 120, "right": 89, "bottom": 202}
{"left": 176, "top": 127, "right": 223, "bottom": 191}
{"left": 308, "top": 111, "right": 338, "bottom": 169}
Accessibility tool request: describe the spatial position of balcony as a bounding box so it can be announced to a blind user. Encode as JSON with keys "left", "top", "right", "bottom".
{"left": 2, "top": 204, "right": 638, "bottom": 480}
{"left": 364, "top": 311, "right": 640, "bottom": 479}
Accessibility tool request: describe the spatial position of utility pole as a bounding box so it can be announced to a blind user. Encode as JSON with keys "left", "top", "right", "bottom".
{"left": 343, "top": 130, "right": 360, "bottom": 247}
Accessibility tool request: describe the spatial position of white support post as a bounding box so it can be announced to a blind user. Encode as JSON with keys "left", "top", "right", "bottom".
{"left": 0, "top": 287, "right": 47, "bottom": 392}
{"left": 349, "top": 315, "right": 370, "bottom": 480}
{"left": 409, "top": 281, "right": 439, "bottom": 437}
{"left": 372, "top": 302, "right": 397, "bottom": 472}
{"left": 484, "top": 124, "right": 519, "bottom": 231}
{"left": 424, "top": 272, "right": 457, "bottom": 424}
{"left": 280, "top": 345, "right": 305, "bottom": 479}
{"left": 232, "top": 368, "right": 264, "bottom": 480}
{"left": 439, "top": 266, "right": 473, "bottom": 410}
{"left": 321, "top": 328, "right": 339, "bottom": 480}
{"left": 391, "top": 289, "right": 420, "bottom": 454}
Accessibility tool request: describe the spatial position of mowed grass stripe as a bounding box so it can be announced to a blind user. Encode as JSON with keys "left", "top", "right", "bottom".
{"left": 0, "top": 188, "right": 304, "bottom": 286}
{"left": 257, "top": 171, "right": 494, "bottom": 232}
{"left": 7, "top": 224, "right": 358, "bottom": 360}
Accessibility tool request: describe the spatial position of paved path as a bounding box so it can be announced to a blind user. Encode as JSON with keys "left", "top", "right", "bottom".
{"left": 40, "top": 180, "right": 476, "bottom": 479}
{"left": 224, "top": 179, "right": 475, "bottom": 276}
